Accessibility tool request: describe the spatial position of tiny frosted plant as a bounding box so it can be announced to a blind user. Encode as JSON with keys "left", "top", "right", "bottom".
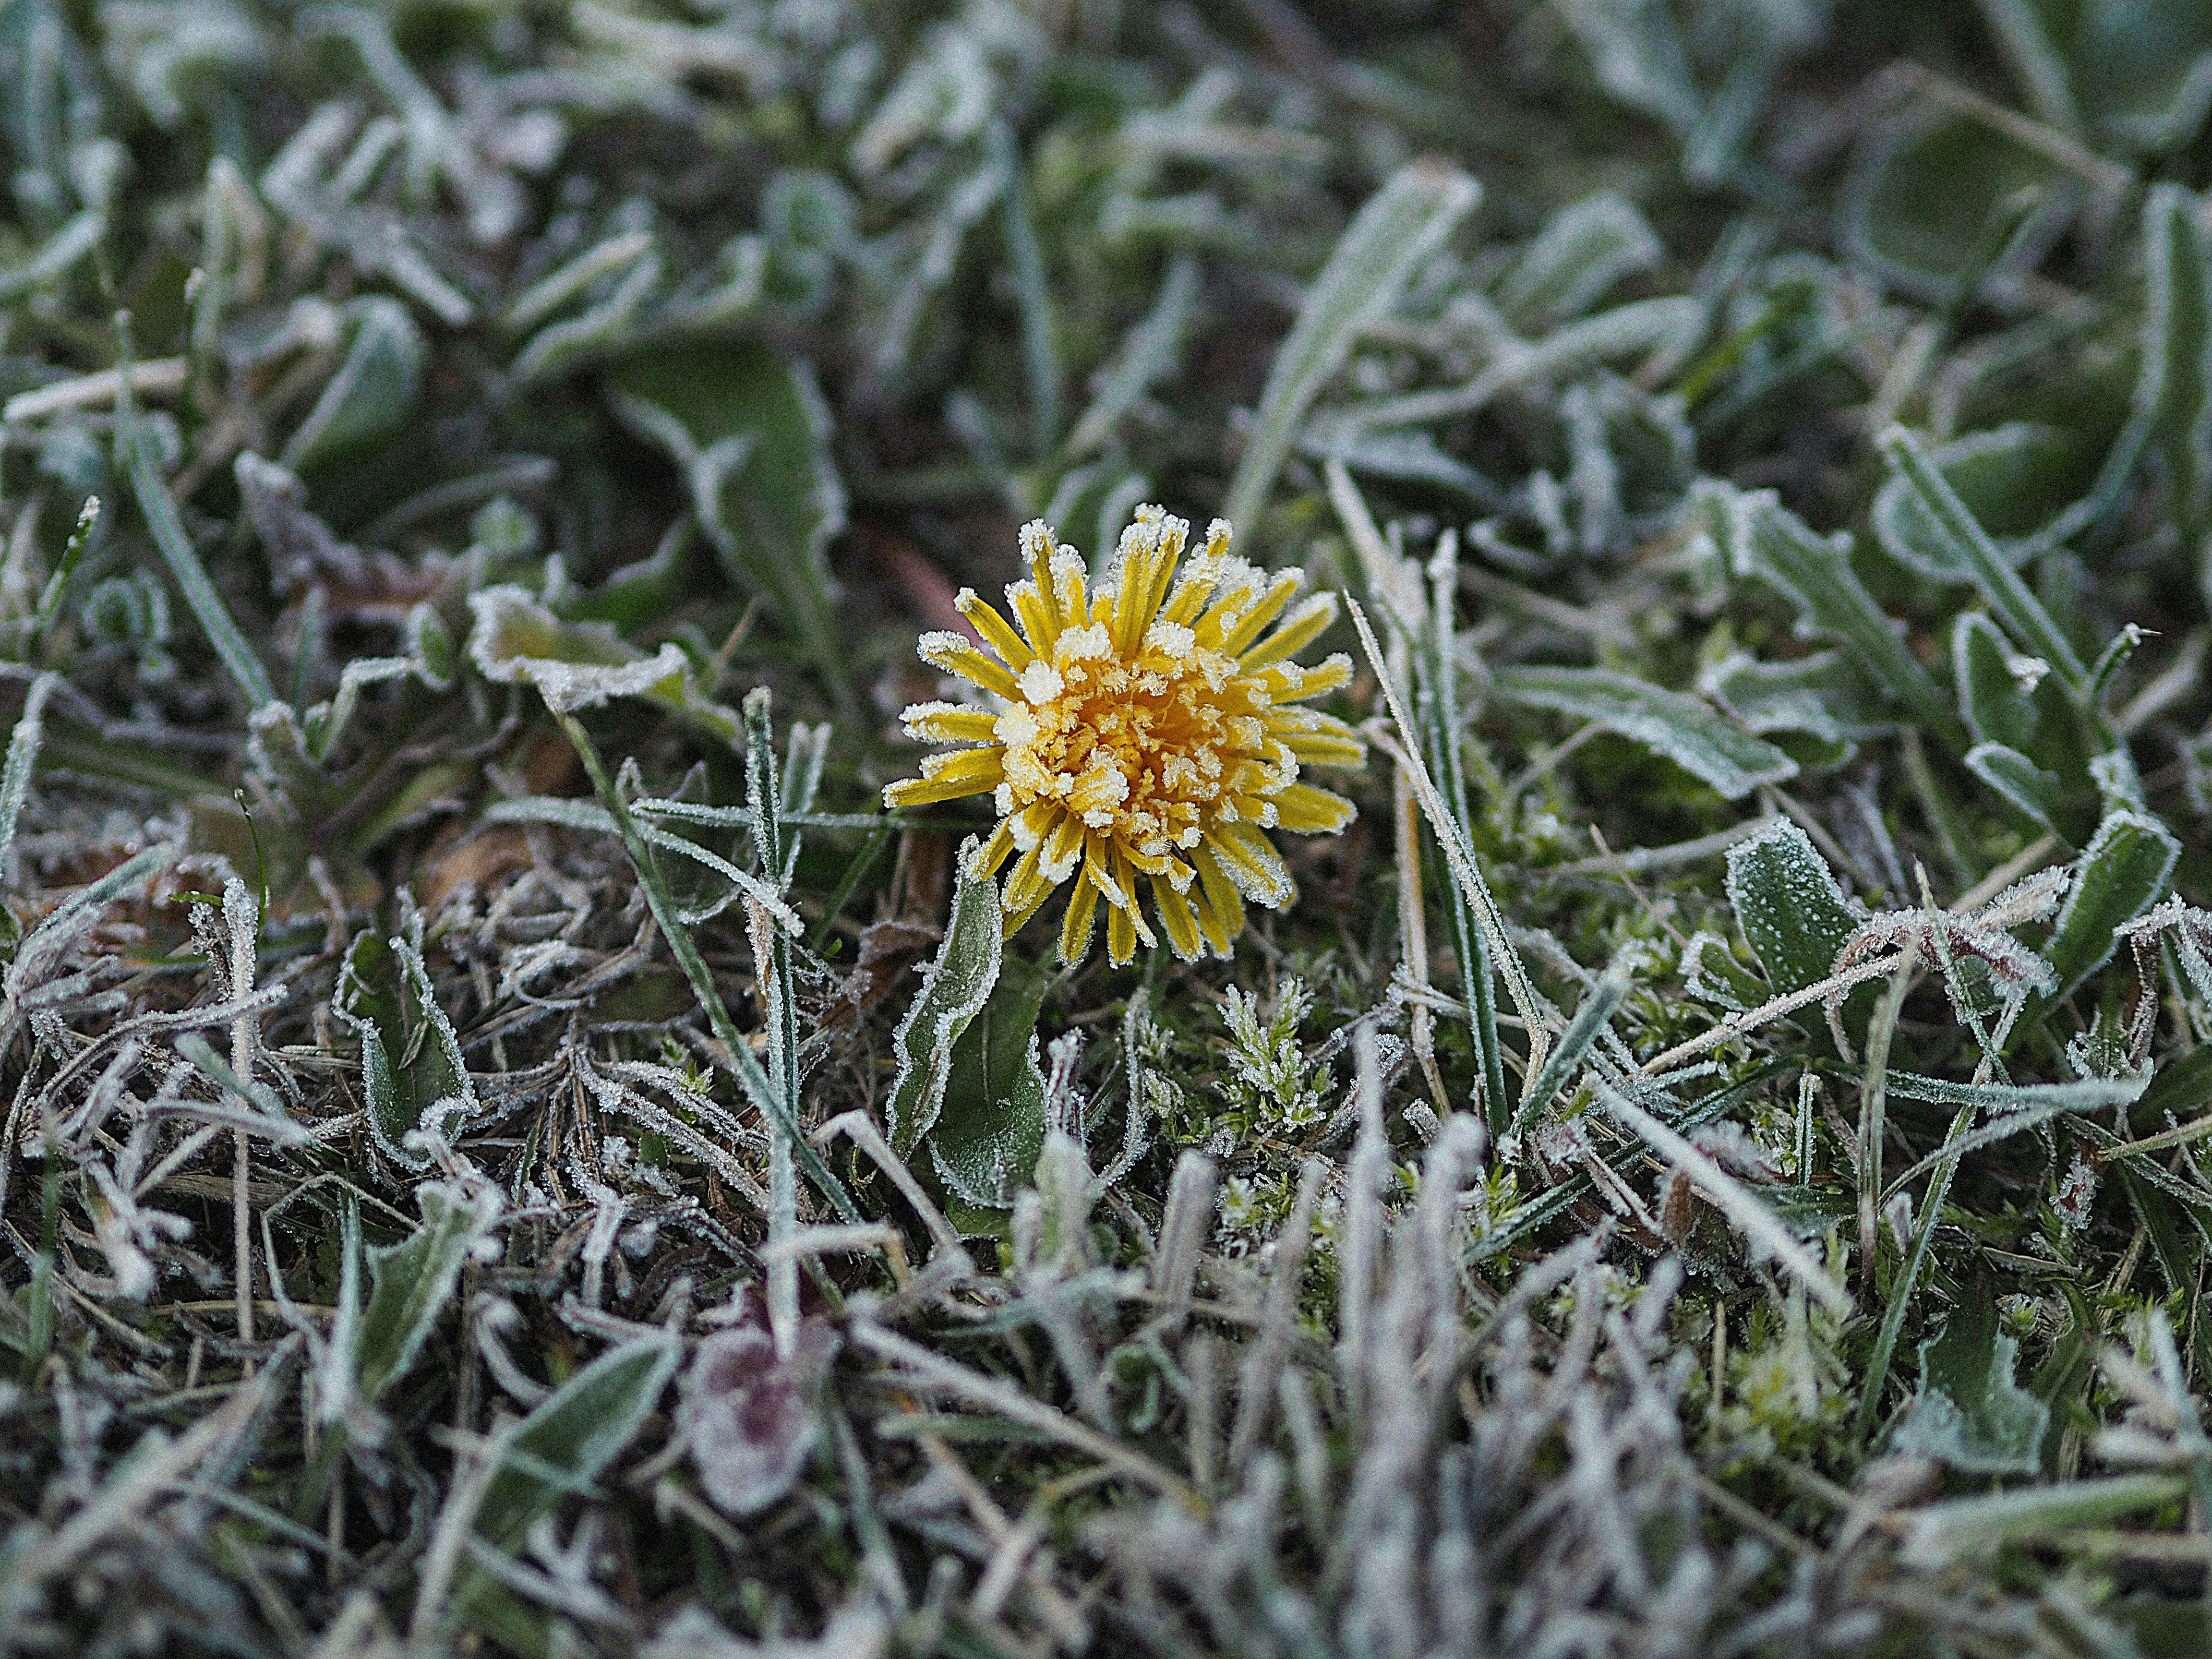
{"left": 884, "top": 506, "right": 1366, "bottom": 963}
{"left": 1222, "top": 978, "right": 1328, "bottom": 1130}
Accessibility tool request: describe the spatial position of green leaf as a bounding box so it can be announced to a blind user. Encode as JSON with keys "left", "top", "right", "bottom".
{"left": 471, "top": 1334, "right": 680, "bottom": 1551}
{"left": 1840, "top": 107, "right": 2068, "bottom": 303}
{"left": 1964, "top": 741, "right": 2071, "bottom": 839}
{"left": 447, "top": 1332, "right": 684, "bottom": 1648}
{"left": 464, "top": 584, "right": 743, "bottom": 748}
{"left": 1495, "top": 192, "right": 1660, "bottom": 333}
{"left": 332, "top": 927, "right": 477, "bottom": 1169}
{"left": 1491, "top": 664, "right": 1798, "bottom": 801}
{"left": 279, "top": 297, "right": 424, "bottom": 475}
{"left": 886, "top": 839, "right": 1003, "bottom": 1159}
{"left": 2025, "top": 810, "right": 2183, "bottom": 1029}
{"left": 1878, "top": 426, "right": 2089, "bottom": 694}
{"left": 1510, "top": 959, "right": 1631, "bottom": 1134}
{"left": 1220, "top": 159, "right": 1480, "bottom": 530}
{"left": 2074, "top": 1, "right": 2212, "bottom": 151}
{"left": 1890, "top": 1287, "right": 2049, "bottom": 1474}
{"left": 2144, "top": 185, "right": 2212, "bottom": 549}
{"left": 1954, "top": 613, "right": 2041, "bottom": 753}
{"left": 930, "top": 950, "right": 1049, "bottom": 1215}
{"left": 1700, "top": 481, "right": 1962, "bottom": 748}
{"left": 341, "top": 1182, "right": 501, "bottom": 1412}
{"left": 1724, "top": 817, "right": 1863, "bottom": 997}
{"left": 606, "top": 340, "right": 847, "bottom": 706}
{"left": 1871, "top": 424, "right": 2090, "bottom": 582}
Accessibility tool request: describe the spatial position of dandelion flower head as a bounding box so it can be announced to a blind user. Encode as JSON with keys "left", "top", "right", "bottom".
{"left": 885, "top": 506, "right": 1365, "bottom": 965}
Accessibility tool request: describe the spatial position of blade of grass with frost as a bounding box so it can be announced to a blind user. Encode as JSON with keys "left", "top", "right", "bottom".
{"left": 1596, "top": 1083, "right": 1854, "bottom": 1316}
{"left": 551, "top": 707, "right": 859, "bottom": 1225}
{"left": 0, "top": 674, "right": 54, "bottom": 890}
{"left": 1221, "top": 160, "right": 1479, "bottom": 531}
{"left": 1878, "top": 425, "right": 2088, "bottom": 693}
{"left": 26, "top": 496, "right": 98, "bottom": 659}
{"left": 1900, "top": 1474, "right": 2190, "bottom": 1567}
{"left": 115, "top": 322, "right": 275, "bottom": 710}
{"left": 1421, "top": 532, "right": 1507, "bottom": 1134}
{"left": 1351, "top": 598, "right": 1555, "bottom": 1073}
{"left": 1879, "top": 1096, "right": 2118, "bottom": 1203}
{"left": 1346, "top": 297, "right": 1700, "bottom": 429}
{"left": 1512, "top": 960, "right": 1631, "bottom": 1136}
{"left": 1065, "top": 253, "right": 1197, "bottom": 459}
{"left": 1492, "top": 665, "right": 1798, "bottom": 800}
{"left": 744, "top": 689, "right": 801, "bottom": 1351}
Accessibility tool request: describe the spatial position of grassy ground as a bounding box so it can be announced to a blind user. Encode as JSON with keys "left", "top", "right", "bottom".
{"left": 12, "top": 0, "right": 2212, "bottom": 1653}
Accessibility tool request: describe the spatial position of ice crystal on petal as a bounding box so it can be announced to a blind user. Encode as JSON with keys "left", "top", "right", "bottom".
{"left": 883, "top": 507, "right": 1364, "bottom": 964}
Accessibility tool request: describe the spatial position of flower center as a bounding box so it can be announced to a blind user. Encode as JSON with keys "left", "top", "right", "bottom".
{"left": 993, "top": 619, "right": 1278, "bottom": 859}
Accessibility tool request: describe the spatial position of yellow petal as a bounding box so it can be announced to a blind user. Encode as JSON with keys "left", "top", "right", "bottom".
{"left": 1001, "top": 841, "right": 1056, "bottom": 922}
{"left": 1206, "top": 821, "right": 1295, "bottom": 908}
{"left": 1152, "top": 877, "right": 1203, "bottom": 961}
{"left": 1239, "top": 591, "right": 1337, "bottom": 670}
{"left": 1019, "top": 520, "right": 1066, "bottom": 647}
{"left": 1281, "top": 730, "right": 1366, "bottom": 767}
{"left": 1040, "top": 810, "right": 1085, "bottom": 881}
{"left": 1274, "top": 782, "right": 1356, "bottom": 834}
{"left": 884, "top": 747, "right": 1005, "bottom": 806}
{"left": 972, "top": 820, "right": 1018, "bottom": 878}
{"left": 904, "top": 700, "right": 1001, "bottom": 743}
{"left": 955, "top": 589, "right": 1034, "bottom": 668}
{"left": 918, "top": 631, "right": 1020, "bottom": 699}
{"left": 1107, "top": 895, "right": 1137, "bottom": 966}
{"left": 1058, "top": 866, "right": 1101, "bottom": 965}
{"left": 1206, "top": 569, "right": 1302, "bottom": 655}
{"left": 1191, "top": 841, "right": 1246, "bottom": 946}
{"left": 1258, "top": 652, "right": 1354, "bottom": 702}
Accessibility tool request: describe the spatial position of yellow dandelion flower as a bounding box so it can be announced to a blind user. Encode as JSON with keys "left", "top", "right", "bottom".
{"left": 885, "top": 505, "right": 1366, "bottom": 966}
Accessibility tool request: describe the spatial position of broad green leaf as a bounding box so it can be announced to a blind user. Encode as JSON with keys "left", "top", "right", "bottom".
{"left": 1491, "top": 664, "right": 1798, "bottom": 801}
{"left": 931, "top": 950, "right": 1049, "bottom": 1215}
{"left": 1840, "top": 108, "right": 2069, "bottom": 303}
{"left": 2075, "top": 0, "right": 2212, "bottom": 151}
{"left": 333, "top": 928, "right": 477, "bottom": 1169}
{"left": 471, "top": 1333, "right": 681, "bottom": 1551}
{"left": 465, "top": 584, "right": 742, "bottom": 748}
{"left": 446, "top": 1332, "right": 684, "bottom": 1648}
{"left": 1700, "top": 481, "right": 1962, "bottom": 748}
{"left": 1725, "top": 817, "right": 1862, "bottom": 996}
{"left": 887, "top": 839, "right": 1002, "bottom": 1158}
{"left": 1699, "top": 649, "right": 1891, "bottom": 765}
{"left": 1890, "top": 1288, "right": 2049, "bottom": 1474}
{"left": 1878, "top": 426, "right": 2088, "bottom": 694}
{"left": 335, "top": 1182, "right": 502, "bottom": 1413}
{"left": 606, "top": 340, "right": 847, "bottom": 706}
{"left": 1964, "top": 741, "right": 2072, "bottom": 840}
{"left": 1954, "top": 613, "right": 2041, "bottom": 754}
{"left": 2026, "top": 810, "right": 2183, "bottom": 1028}
{"left": 1870, "top": 424, "right": 2090, "bottom": 581}
{"left": 1220, "top": 159, "right": 1480, "bottom": 530}
{"left": 279, "top": 297, "right": 423, "bottom": 475}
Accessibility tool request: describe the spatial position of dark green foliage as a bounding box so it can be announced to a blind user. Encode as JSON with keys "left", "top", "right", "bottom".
{"left": 16, "top": 1, "right": 2212, "bottom": 1656}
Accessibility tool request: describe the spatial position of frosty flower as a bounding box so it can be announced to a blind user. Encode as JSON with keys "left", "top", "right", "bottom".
{"left": 885, "top": 506, "right": 1365, "bottom": 964}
